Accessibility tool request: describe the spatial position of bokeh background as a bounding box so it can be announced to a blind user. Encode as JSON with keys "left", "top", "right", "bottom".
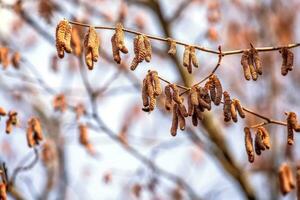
{"left": 0, "top": 0, "right": 300, "bottom": 199}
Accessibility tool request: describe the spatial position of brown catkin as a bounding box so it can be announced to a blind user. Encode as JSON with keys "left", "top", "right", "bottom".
{"left": 233, "top": 98, "right": 245, "bottom": 118}
{"left": 230, "top": 102, "right": 238, "bottom": 122}
{"left": 258, "top": 126, "right": 270, "bottom": 149}
{"left": 248, "top": 54, "right": 257, "bottom": 81}
{"left": 255, "top": 129, "right": 265, "bottom": 155}
{"left": 146, "top": 74, "right": 155, "bottom": 111}
{"left": 207, "top": 78, "right": 216, "bottom": 104}
{"left": 11, "top": 52, "right": 21, "bottom": 69}
{"left": 167, "top": 38, "right": 177, "bottom": 56}
{"left": 111, "top": 34, "right": 121, "bottom": 64}
{"left": 241, "top": 50, "right": 251, "bottom": 80}
{"left": 195, "top": 107, "right": 204, "bottom": 121}
{"left": 250, "top": 46, "right": 262, "bottom": 75}
{"left": 244, "top": 127, "right": 254, "bottom": 163}
{"left": 164, "top": 85, "right": 172, "bottom": 111}
{"left": 198, "top": 87, "right": 211, "bottom": 111}
{"left": 183, "top": 45, "right": 190, "bottom": 68}
{"left": 150, "top": 71, "right": 162, "bottom": 96}
{"left": 279, "top": 164, "right": 291, "bottom": 195}
{"left": 170, "top": 84, "right": 182, "bottom": 105}
{"left": 137, "top": 35, "right": 146, "bottom": 62}
{"left": 177, "top": 105, "right": 186, "bottom": 131}
{"left": 170, "top": 103, "right": 178, "bottom": 136}
{"left": 223, "top": 91, "right": 232, "bottom": 122}
{"left": 55, "top": 19, "right": 72, "bottom": 58}
{"left": 287, "top": 112, "right": 298, "bottom": 145}
{"left": 115, "top": 23, "right": 128, "bottom": 53}
{"left": 84, "top": 26, "right": 100, "bottom": 70}
{"left": 280, "top": 47, "right": 294, "bottom": 76}
{"left": 188, "top": 86, "right": 198, "bottom": 116}
{"left": 178, "top": 103, "right": 188, "bottom": 118}
{"left": 190, "top": 46, "right": 199, "bottom": 68}
{"left": 213, "top": 75, "right": 222, "bottom": 105}
{"left": 144, "top": 36, "right": 152, "bottom": 62}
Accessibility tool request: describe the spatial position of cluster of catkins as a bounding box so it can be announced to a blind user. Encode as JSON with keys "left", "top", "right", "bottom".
{"left": 244, "top": 126, "right": 271, "bottom": 163}
{"left": 141, "top": 72, "right": 246, "bottom": 136}
{"left": 0, "top": 47, "right": 20, "bottom": 69}
{"left": 278, "top": 163, "right": 300, "bottom": 196}
{"left": 240, "top": 45, "right": 295, "bottom": 80}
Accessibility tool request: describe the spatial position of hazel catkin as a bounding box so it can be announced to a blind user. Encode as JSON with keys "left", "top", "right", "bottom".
{"left": 250, "top": 46, "right": 262, "bottom": 75}
{"left": 55, "top": 19, "right": 72, "bottom": 58}
{"left": 280, "top": 47, "right": 294, "bottom": 76}
{"left": 244, "top": 127, "right": 254, "bottom": 163}
{"left": 233, "top": 98, "right": 245, "bottom": 118}
{"left": 84, "top": 26, "right": 100, "bottom": 70}
{"left": 167, "top": 38, "right": 177, "bottom": 56}
{"left": 144, "top": 36, "right": 152, "bottom": 62}
{"left": 170, "top": 103, "right": 178, "bottom": 136}
{"left": 223, "top": 91, "right": 232, "bottom": 122}
{"left": 164, "top": 85, "right": 172, "bottom": 111}
{"left": 115, "top": 23, "right": 128, "bottom": 53}
{"left": 241, "top": 50, "right": 251, "bottom": 80}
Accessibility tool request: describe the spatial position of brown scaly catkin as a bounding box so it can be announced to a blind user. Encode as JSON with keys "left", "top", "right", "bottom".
{"left": 84, "top": 26, "right": 100, "bottom": 70}
{"left": 233, "top": 98, "right": 245, "bottom": 118}
{"left": 130, "top": 35, "right": 146, "bottom": 70}
{"left": 248, "top": 54, "right": 258, "bottom": 81}
{"left": 255, "top": 129, "right": 266, "bottom": 155}
{"left": 146, "top": 73, "right": 155, "bottom": 111}
{"left": 279, "top": 163, "right": 291, "bottom": 195}
{"left": 188, "top": 86, "right": 199, "bottom": 116}
{"left": 250, "top": 46, "right": 262, "bottom": 75}
{"left": 170, "top": 84, "right": 182, "bottom": 105}
{"left": 244, "top": 127, "right": 254, "bottom": 163}
{"left": 258, "top": 126, "right": 271, "bottom": 149}
{"left": 0, "top": 47, "right": 9, "bottom": 69}
{"left": 198, "top": 87, "right": 211, "bottom": 111}
{"left": 241, "top": 50, "right": 251, "bottom": 80}
{"left": 286, "top": 112, "right": 300, "bottom": 145}
{"left": 0, "top": 183, "right": 6, "bottom": 200}
{"left": 150, "top": 71, "right": 162, "bottom": 96}
{"left": 280, "top": 47, "right": 294, "bottom": 76}
{"left": 208, "top": 77, "right": 216, "bottom": 104}
{"left": 213, "top": 75, "right": 222, "bottom": 105}
{"left": 11, "top": 52, "right": 21, "bottom": 69}
{"left": 230, "top": 101, "right": 238, "bottom": 122}
{"left": 144, "top": 36, "right": 152, "bottom": 62}
{"left": 177, "top": 105, "right": 186, "bottom": 130}
{"left": 164, "top": 85, "right": 172, "bottom": 111}
{"left": 183, "top": 45, "right": 190, "bottom": 68}
{"left": 177, "top": 103, "right": 188, "bottom": 118}
{"left": 170, "top": 103, "right": 178, "bottom": 136}
{"left": 190, "top": 46, "right": 199, "bottom": 68}
{"left": 284, "top": 164, "right": 296, "bottom": 189}
{"left": 223, "top": 91, "right": 232, "bottom": 122}
{"left": 167, "top": 38, "right": 176, "bottom": 56}
{"left": 55, "top": 19, "right": 72, "bottom": 58}
{"left": 111, "top": 34, "right": 121, "bottom": 64}
{"left": 115, "top": 23, "right": 128, "bottom": 53}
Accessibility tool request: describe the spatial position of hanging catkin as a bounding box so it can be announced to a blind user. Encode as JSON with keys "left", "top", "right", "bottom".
{"left": 55, "top": 19, "right": 72, "bottom": 58}
{"left": 248, "top": 54, "right": 257, "bottom": 81}
{"left": 170, "top": 103, "right": 178, "bottom": 136}
{"left": 111, "top": 34, "right": 121, "bottom": 64}
{"left": 164, "top": 85, "right": 172, "bottom": 111}
{"left": 5, "top": 111, "right": 18, "bottom": 134}
{"left": 223, "top": 91, "right": 232, "bottom": 122}
{"left": 130, "top": 35, "right": 146, "bottom": 70}
{"left": 241, "top": 50, "right": 251, "bottom": 80}
{"left": 84, "top": 26, "right": 100, "bottom": 70}
{"left": 244, "top": 127, "right": 254, "bottom": 163}
{"left": 258, "top": 126, "right": 270, "bottom": 149}
{"left": 183, "top": 45, "right": 190, "bottom": 68}
{"left": 286, "top": 112, "right": 300, "bottom": 145}
{"left": 233, "top": 98, "right": 245, "bottom": 118}
{"left": 190, "top": 46, "right": 199, "bottom": 68}
{"left": 279, "top": 164, "right": 292, "bottom": 195}
{"left": 167, "top": 38, "right": 176, "bottom": 56}
{"left": 213, "top": 75, "right": 222, "bottom": 105}
{"left": 250, "top": 46, "right": 262, "bottom": 75}
{"left": 230, "top": 102, "right": 238, "bottom": 122}
{"left": 177, "top": 106, "right": 186, "bottom": 131}
{"left": 71, "top": 27, "right": 82, "bottom": 56}
{"left": 280, "top": 47, "right": 294, "bottom": 76}
{"left": 170, "top": 84, "right": 182, "bottom": 105}
{"left": 144, "top": 36, "right": 152, "bottom": 62}
{"left": 150, "top": 71, "right": 162, "bottom": 96}
{"left": 146, "top": 73, "right": 155, "bottom": 111}
{"left": 115, "top": 23, "right": 128, "bottom": 53}
{"left": 188, "top": 86, "right": 199, "bottom": 116}
{"left": 198, "top": 87, "right": 211, "bottom": 111}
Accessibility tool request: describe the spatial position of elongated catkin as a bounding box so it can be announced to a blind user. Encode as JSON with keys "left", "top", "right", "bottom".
{"left": 248, "top": 55, "right": 257, "bottom": 81}
{"left": 170, "top": 84, "right": 182, "bottom": 104}
{"left": 190, "top": 46, "right": 199, "bottom": 68}
{"left": 84, "top": 26, "right": 100, "bottom": 70}
{"left": 280, "top": 47, "right": 294, "bottom": 76}
{"left": 244, "top": 127, "right": 254, "bottom": 163}
{"left": 223, "top": 91, "right": 231, "bottom": 122}
{"left": 167, "top": 38, "right": 176, "bottom": 56}
{"left": 241, "top": 50, "right": 251, "bottom": 80}
{"left": 55, "top": 19, "right": 72, "bottom": 58}
{"left": 233, "top": 98, "right": 245, "bottom": 118}
{"left": 142, "top": 78, "right": 149, "bottom": 107}
{"left": 250, "top": 46, "right": 262, "bottom": 75}
{"left": 177, "top": 106, "right": 186, "bottom": 131}
{"left": 258, "top": 126, "right": 270, "bottom": 149}
{"left": 164, "top": 85, "right": 172, "bottom": 111}
{"left": 111, "top": 34, "right": 121, "bottom": 64}
{"left": 279, "top": 164, "right": 291, "bottom": 195}
{"left": 230, "top": 102, "right": 238, "bottom": 122}
{"left": 115, "top": 23, "right": 128, "bottom": 53}
{"left": 144, "top": 36, "right": 152, "bottom": 62}
{"left": 170, "top": 103, "right": 178, "bottom": 136}
{"left": 150, "top": 71, "right": 161, "bottom": 96}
